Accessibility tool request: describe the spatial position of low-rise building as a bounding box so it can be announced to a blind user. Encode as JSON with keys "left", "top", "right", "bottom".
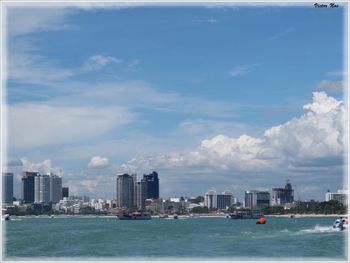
{"left": 325, "top": 189, "right": 348, "bottom": 205}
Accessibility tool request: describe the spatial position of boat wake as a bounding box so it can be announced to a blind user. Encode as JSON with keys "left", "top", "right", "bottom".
{"left": 298, "top": 225, "right": 343, "bottom": 234}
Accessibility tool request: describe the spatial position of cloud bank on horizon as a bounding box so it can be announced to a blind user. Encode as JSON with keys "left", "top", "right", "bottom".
{"left": 6, "top": 91, "right": 347, "bottom": 199}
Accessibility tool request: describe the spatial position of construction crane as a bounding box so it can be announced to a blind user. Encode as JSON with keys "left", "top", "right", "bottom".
{"left": 294, "top": 184, "right": 301, "bottom": 203}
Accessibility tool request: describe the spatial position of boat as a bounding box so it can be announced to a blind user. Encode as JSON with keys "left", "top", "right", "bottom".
{"left": 256, "top": 217, "right": 266, "bottom": 224}
{"left": 229, "top": 209, "right": 263, "bottom": 219}
{"left": 333, "top": 217, "right": 348, "bottom": 231}
{"left": 159, "top": 214, "right": 169, "bottom": 218}
{"left": 173, "top": 215, "right": 178, "bottom": 219}
{"left": 3, "top": 214, "right": 11, "bottom": 221}
{"left": 117, "top": 211, "right": 151, "bottom": 220}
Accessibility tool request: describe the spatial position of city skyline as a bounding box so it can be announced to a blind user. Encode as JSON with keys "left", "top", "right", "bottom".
{"left": 3, "top": 3, "right": 347, "bottom": 200}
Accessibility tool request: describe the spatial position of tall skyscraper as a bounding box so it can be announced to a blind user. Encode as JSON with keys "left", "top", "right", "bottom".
{"left": 34, "top": 173, "right": 62, "bottom": 204}
{"left": 50, "top": 174, "right": 62, "bottom": 203}
{"left": 62, "top": 187, "right": 69, "bottom": 198}
{"left": 22, "top": 172, "right": 39, "bottom": 203}
{"left": 134, "top": 181, "right": 146, "bottom": 210}
{"left": 35, "top": 174, "right": 50, "bottom": 203}
{"left": 2, "top": 172, "right": 14, "bottom": 205}
{"left": 116, "top": 174, "right": 134, "bottom": 209}
{"left": 142, "top": 171, "right": 159, "bottom": 199}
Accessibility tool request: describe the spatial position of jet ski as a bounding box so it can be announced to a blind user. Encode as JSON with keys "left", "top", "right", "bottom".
{"left": 333, "top": 217, "right": 348, "bottom": 231}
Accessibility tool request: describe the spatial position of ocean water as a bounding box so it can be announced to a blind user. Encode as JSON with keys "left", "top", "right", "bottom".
{"left": 3, "top": 216, "right": 348, "bottom": 260}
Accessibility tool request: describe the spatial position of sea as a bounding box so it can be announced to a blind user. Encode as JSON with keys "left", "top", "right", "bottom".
{"left": 3, "top": 216, "right": 348, "bottom": 261}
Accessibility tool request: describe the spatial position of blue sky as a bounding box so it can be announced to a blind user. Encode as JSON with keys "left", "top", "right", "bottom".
{"left": 3, "top": 3, "right": 347, "bottom": 200}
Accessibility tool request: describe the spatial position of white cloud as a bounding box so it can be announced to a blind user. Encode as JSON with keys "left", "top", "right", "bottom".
{"left": 8, "top": 53, "right": 75, "bottom": 85}
{"left": 7, "top": 52, "right": 123, "bottom": 85}
{"left": 51, "top": 81, "right": 236, "bottom": 118}
{"left": 7, "top": 90, "right": 345, "bottom": 199}
{"left": 80, "top": 180, "right": 99, "bottom": 192}
{"left": 88, "top": 156, "right": 109, "bottom": 169}
{"left": 228, "top": 65, "right": 250, "bottom": 77}
{"left": 4, "top": 3, "right": 138, "bottom": 37}
{"left": 6, "top": 7, "right": 76, "bottom": 37}
{"left": 303, "top": 91, "right": 343, "bottom": 114}
{"left": 121, "top": 92, "right": 346, "bottom": 174}
{"left": 19, "top": 157, "right": 62, "bottom": 175}
{"left": 316, "top": 80, "right": 345, "bottom": 93}
{"left": 327, "top": 69, "right": 346, "bottom": 77}
{"left": 82, "top": 55, "right": 122, "bottom": 72}
{"left": 7, "top": 103, "right": 136, "bottom": 148}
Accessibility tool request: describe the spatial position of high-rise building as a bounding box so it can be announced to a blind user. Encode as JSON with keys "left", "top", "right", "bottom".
{"left": 34, "top": 173, "right": 62, "bottom": 204}
{"left": 50, "top": 174, "right": 62, "bottom": 203}
{"left": 22, "top": 172, "right": 39, "bottom": 203}
{"left": 205, "top": 190, "right": 233, "bottom": 209}
{"left": 62, "top": 187, "right": 69, "bottom": 198}
{"left": 116, "top": 174, "right": 134, "bottom": 209}
{"left": 205, "top": 190, "right": 217, "bottom": 209}
{"left": 142, "top": 171, "right": 159, "bottom": 199}
{"left": 217, "top": 191, "right": 233, "bottom": 209}
{"left": 270, "top": 180, "right": 294, "bottom": 206}
{"left": 134, "top": 181, "right": 146, "bottom": 210}
{"left": 245, "top": 190, "right": 270, "bottom": 210}
{"left": 325, "top": 189, "right": 348, "bottom": 205}
{"left": 2, "top": 172, "right": 14, "bottom": 205}
{"left": 35, "top": 174, "right": 50, "bottom": 203}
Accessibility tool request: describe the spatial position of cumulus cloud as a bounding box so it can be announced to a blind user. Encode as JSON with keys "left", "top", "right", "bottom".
{"left": 121, "top": 92, "right": 346, "bottom": 174}
{"left": 5, "top": 157, "right": 62, "bottom": 178}
{"left": 88, "top": 156, "right": 109, "bottom": 169}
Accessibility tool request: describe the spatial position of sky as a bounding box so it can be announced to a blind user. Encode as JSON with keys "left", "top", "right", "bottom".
{"left": 2, "top": 2, "right": 348, "bottom": 201}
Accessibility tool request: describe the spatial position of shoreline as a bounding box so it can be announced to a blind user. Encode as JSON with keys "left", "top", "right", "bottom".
{"left": 8, "top": 213, "right": 347, "bottom": 219}
{"left": 265, "top": 214, "right": 347, "bottom": 218}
